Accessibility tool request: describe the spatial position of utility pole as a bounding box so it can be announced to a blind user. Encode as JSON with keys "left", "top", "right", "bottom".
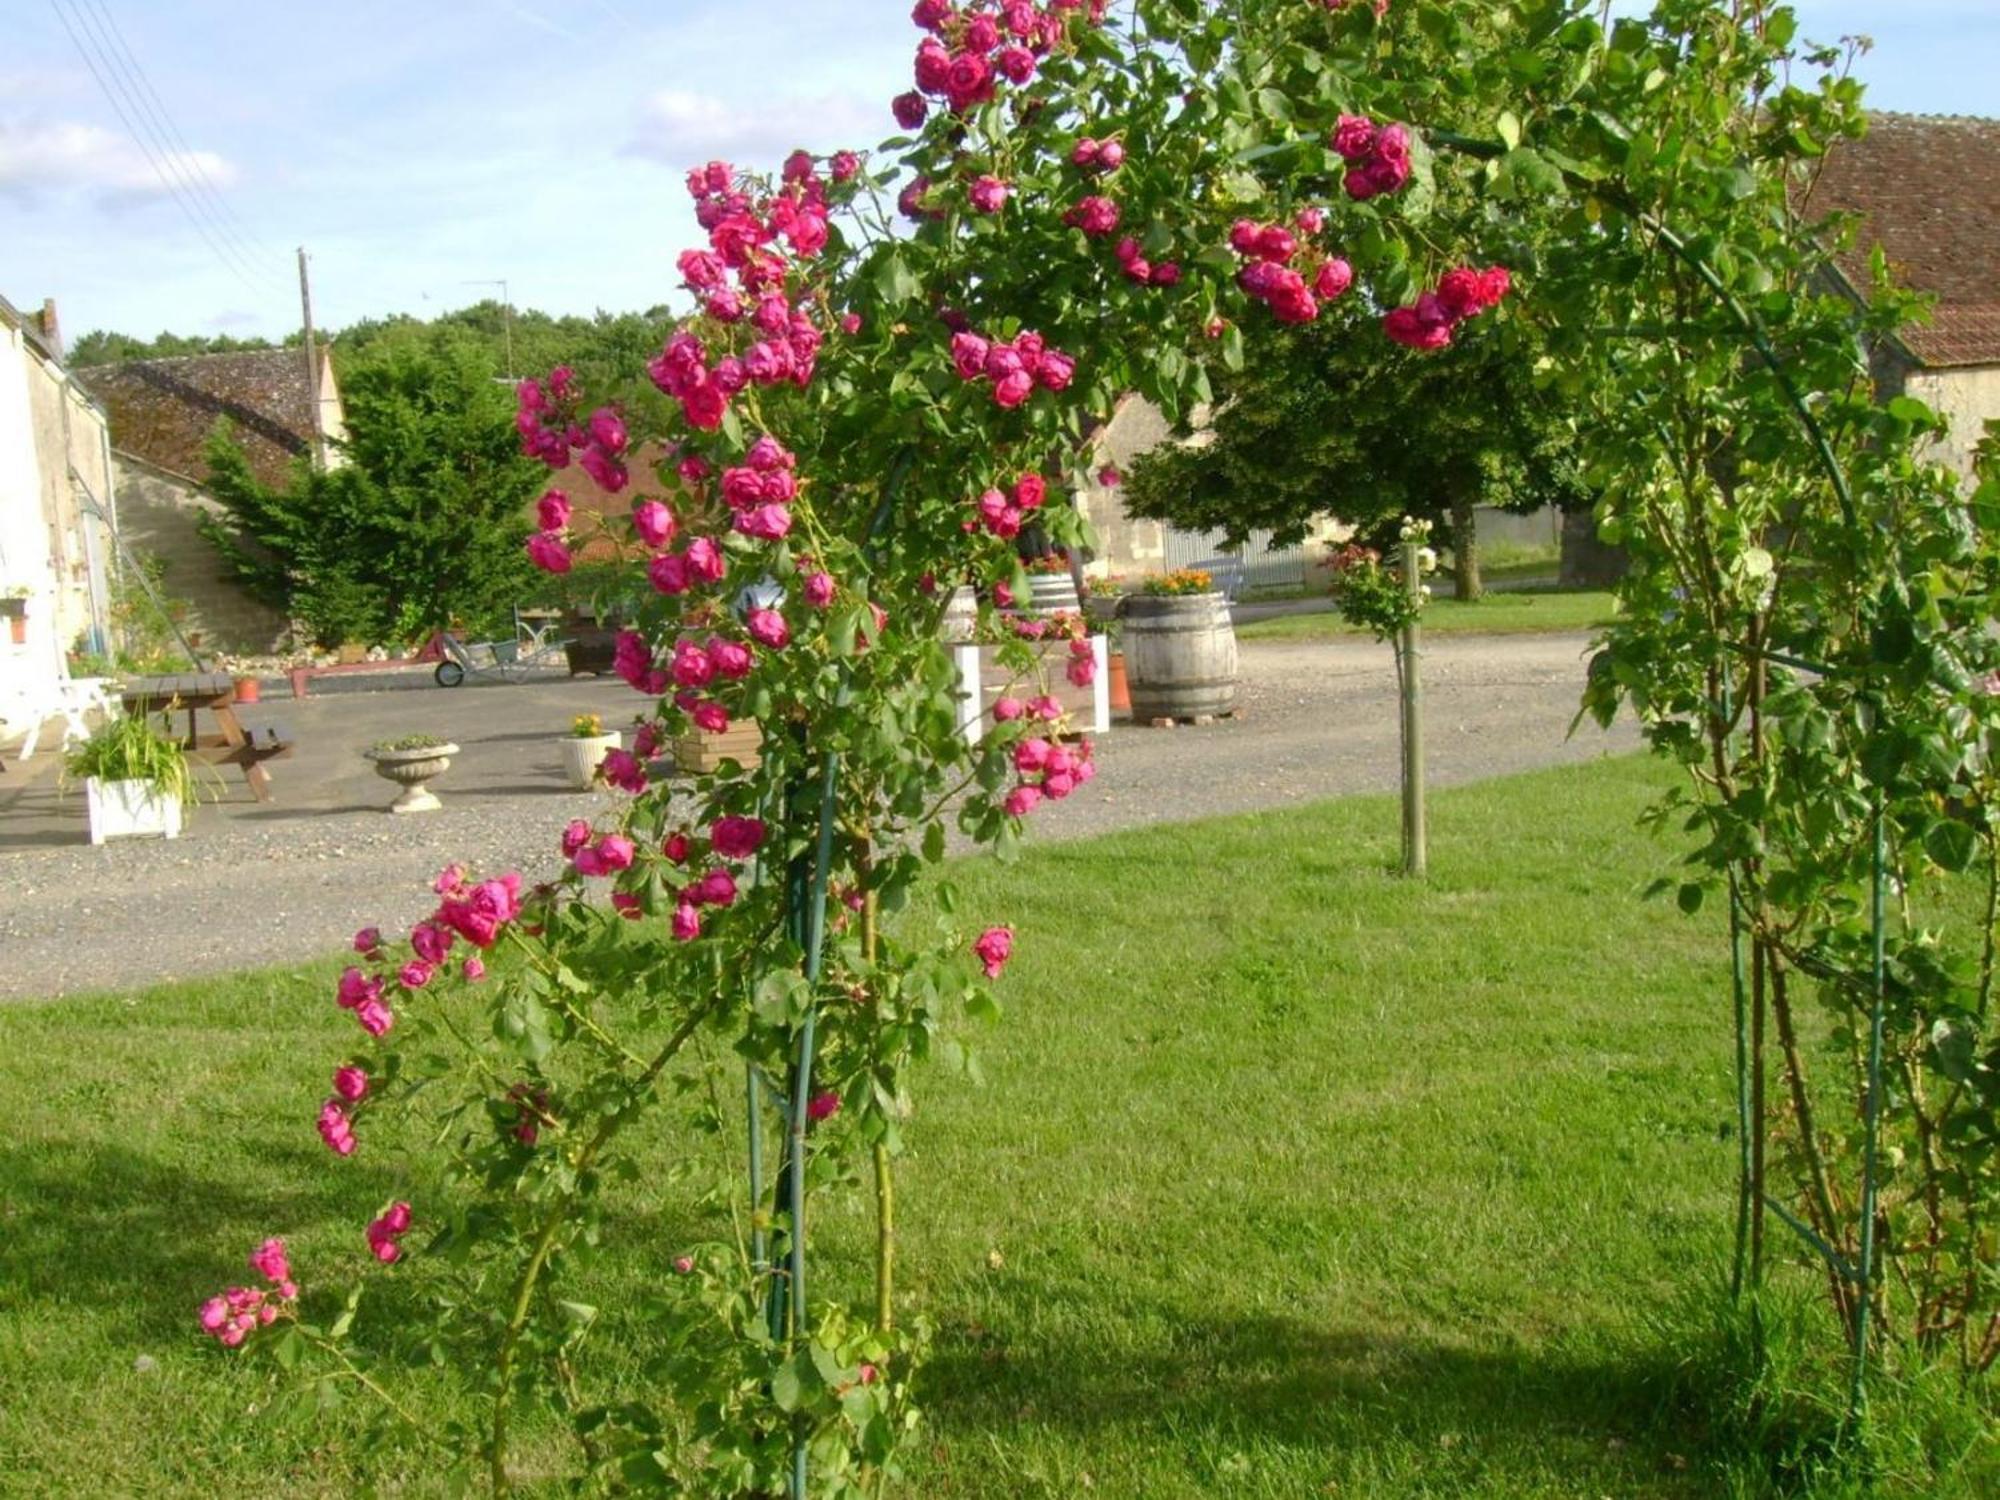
{"left": 297, "top": 246, "right": 326, "bottom": 471}
{"left": 463, "top": 278, "right": 515, "bottom": 378}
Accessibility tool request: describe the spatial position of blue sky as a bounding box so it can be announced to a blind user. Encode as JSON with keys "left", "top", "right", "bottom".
{"left": 1, "top": 1, "right": 1993, "bottom": 345}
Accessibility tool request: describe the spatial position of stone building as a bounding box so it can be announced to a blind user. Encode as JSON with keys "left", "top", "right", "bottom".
{"left": 1808, "top": 112, "right": 2000, "bottom": 482}
{"left": 80, "top": 346, "right": 345, "bottom": 654}
{"left": 0, "top": 294, "right": 115, "bottom": 700}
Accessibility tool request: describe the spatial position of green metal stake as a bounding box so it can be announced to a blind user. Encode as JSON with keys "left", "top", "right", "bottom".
{"left": 1850, "top": 797, "right": 1888, "bottom": 1424}
{"left": 1399, "top": 539, "right": 1427, "bottom": 878}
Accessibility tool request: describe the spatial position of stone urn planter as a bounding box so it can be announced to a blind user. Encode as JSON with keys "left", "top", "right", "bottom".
{"left": 1123, "top": 591, "right": 1238, "bottom": 721}
{"left": 561, "top": 730, "right": 621, "bottom": 789}
{"left": 365, "top": 740, "right": 459, "bottom": 814}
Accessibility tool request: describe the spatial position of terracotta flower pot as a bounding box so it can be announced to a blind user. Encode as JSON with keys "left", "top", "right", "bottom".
{"left": 233, "top": 675, "right": 262, "bottom": 704}
{"left": 1107, "top": 649, "right": 1132, "bottom": 715}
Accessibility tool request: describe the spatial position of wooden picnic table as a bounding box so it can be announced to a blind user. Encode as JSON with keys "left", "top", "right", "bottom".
{"left": 119, "top": 673, "right": 292, "bottom": 803}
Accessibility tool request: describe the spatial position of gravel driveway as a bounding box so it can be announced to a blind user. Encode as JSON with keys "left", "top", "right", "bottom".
{"left": 0, "top": 632, "right": 1634, "bottom": 1000}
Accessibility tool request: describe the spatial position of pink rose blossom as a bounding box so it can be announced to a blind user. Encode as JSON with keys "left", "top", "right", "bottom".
{"left": 633, "top": 499, "right": 676, "bottom": 548}
{"left": 525, "top": 532, "right": 572, "bottom": 574}
{"left": 970, "top": 175, "right": 1011, "bottom": 213}
{"left": 711, "top": 816, "right": 768, "bottom": 859}
{"left": 807, "top": 1089, "right": 841, "bottom": 1123}
{"left": 973, "top": 926, "right": 1014, "bottom": 979}
{"left": 333, "top": 1065, "right": 369, "bottom": 1103}
{"left": 1004, "top": 784, "right": 1042, "bottom": 817}
{"left": 746, "top": 608, "right": 790, "bottom": 650}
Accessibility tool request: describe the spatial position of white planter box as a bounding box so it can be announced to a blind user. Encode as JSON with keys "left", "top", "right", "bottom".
{"left": 85, "top": 776, "right": 183, "bottom": 845}
{"left": 560, "top": 732, "right": 621, "bottom": 789}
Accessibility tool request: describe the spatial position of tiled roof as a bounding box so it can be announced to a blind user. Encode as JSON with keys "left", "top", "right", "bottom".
{"left": 545, "top": 441, "right": 674, "bottom": 563}
{"left": 1804, "top": 112, "right": 2000, "bottom": 368}
{"left": 79, "top": 348, "right": 325, "bottom": 487}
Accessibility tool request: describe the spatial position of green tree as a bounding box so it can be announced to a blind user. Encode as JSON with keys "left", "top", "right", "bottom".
{"left": 200, "top": 340, "right": 541, "bottom": 646}
{"left": 1123, "top": 309, "right": 1587, "bottom": 599}
{"left": 66, "top": 327, "right": 277, "bottom": 367}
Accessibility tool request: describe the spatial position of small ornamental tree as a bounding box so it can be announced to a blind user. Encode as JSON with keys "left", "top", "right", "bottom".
{"left": 1124, "top": 305, "right": 1587, "bottom": 599}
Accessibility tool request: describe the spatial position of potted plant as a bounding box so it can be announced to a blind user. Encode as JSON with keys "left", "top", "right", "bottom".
{"left": 1086, "top": 577, "right": 1132, "bottom": 715}
{"left": 364, "top": 734, "right": 459, "bottom": 814}
{"left": 561, "top": 713, "right": 621, "bottom": 789}
{"left": 1, "top": 585, "right": 28, "bottom": 646}
{"left": 1124, "top": 567, "right": 1238, "bottom": 722}
{"left": 64, "top": 710, "right": 196, "bottom": 844}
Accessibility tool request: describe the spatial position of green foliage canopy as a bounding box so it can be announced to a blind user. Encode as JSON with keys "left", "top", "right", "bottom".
{"left": 200, "top": 341, "right": 542, "bottom": 646}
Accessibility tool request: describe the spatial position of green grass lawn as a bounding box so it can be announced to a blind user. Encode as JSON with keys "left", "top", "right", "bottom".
{"left": 1238, "top": 589, "right": 1616, "bottom": 643}
{"left": 0, "top": 754, "right": 1989, "bottom": 1497}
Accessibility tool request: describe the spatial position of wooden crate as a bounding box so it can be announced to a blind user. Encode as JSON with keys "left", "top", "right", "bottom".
{"left": 672, "top": 722, "right": 763, "bottom": 774}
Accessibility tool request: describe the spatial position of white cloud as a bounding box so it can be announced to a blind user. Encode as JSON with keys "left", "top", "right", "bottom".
{"left": 0, "top": 118, "right": 239, "bottom": 203}
{"left": 624, "top": 88, "right": 885, "bottom": 173}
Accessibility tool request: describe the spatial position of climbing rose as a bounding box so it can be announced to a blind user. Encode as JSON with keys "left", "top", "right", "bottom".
{"left": 970, "top": 175, "right": 1010, "bottom": 213}
{"left": 1004, "top": 784, "right": 1042, "bottom": 817}
{"left": 711, "top": 816, "right": 767, "bottom": 859}
{"left": 803, "top": 570, "right": 835, "bottom": 608}
{"left": 746, "top": 608, "right": 790, "bottom": 649}
{"left": 1067, "top": 195, "right": 1120, "bottom": 236}
{"left": 587, "top": 407, "right": 627, "bottom": 454}
{"left": 710, "top": 638, "right": 754, "bottom": 679}
{"left": 1331, "top": 114, "right": 1376, "bottom": 162}
{"left": 807, "top": 1090, "right": 841, "bottom": 1123}
{"left": 332, "top": 1065, "right": 368, "bottom": 1103}
{"left": 249, "top": 1238, "right": 291, "bottom": 1285}
{"left": 536, "top": 489, "right": 571, "bottom": 531}
{"left": 354, "top": 997, "right": 394, "bottom": 1038}
{"left": 1315, "top": 258, "right": 1354, "bottom": 300}
{"left": 633, "top": 499, "right": 676, "bottom": 548}
{"left": 974, "top": 926, "right": 1014, "bottom": 979}
{"left": 525, "top": 533, "right": 572, "bottom": 574}
{"left": 317, "top": 1099, "right": 357, "bottom": 1156}
{"left": 672, "top": 903, "right": 701, "bottom": 942}
{"left": 993, "top": 696, "right": 1026, "bottom": 722}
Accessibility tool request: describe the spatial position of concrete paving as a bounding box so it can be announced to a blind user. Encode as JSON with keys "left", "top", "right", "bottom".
{"left": 0, "top": 632, "right": 1637, "bottom": 1000}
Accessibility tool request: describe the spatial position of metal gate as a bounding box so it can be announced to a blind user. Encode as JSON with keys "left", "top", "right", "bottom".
{"left": 1162, "top": 525, "right": 1309, "bottom": 593}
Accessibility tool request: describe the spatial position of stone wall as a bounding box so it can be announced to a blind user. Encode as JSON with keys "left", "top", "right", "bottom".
{"left": 112, "top": 457, "right": 290, "bottom": 655}
{"left": 1078, "top": 394, "right": 1175, "bottom": 577}
{"left": 1902, "top": 363, "right": 2000, "bottom": 484}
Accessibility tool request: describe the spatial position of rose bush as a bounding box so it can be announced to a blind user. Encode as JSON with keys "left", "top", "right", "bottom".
{"left": 201, "top": 3, "right": 1524, "bottom": 1492}
{"left": 202, "top": 0, "right": 2000, "bottom": 1490}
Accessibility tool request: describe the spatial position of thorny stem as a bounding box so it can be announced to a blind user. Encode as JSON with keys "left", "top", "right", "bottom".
{"left": 490, "top": 1000, "right": 717, "bottom": 1496}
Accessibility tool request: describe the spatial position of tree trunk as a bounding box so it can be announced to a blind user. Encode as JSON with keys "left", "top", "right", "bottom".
{"left": 1559, "top": 506, "right": 1628, "bottom": 588}
{"left": 1449, "top": 493, "right": 1482, "bottom": 601}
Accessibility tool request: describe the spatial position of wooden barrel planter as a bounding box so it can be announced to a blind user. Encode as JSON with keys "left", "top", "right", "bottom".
{"left": 1123, "top": 592, "right": 1237, "bottom": 720}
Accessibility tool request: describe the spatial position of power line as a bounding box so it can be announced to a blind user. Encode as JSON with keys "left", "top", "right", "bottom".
{"left": 54, "top": 0, "right": 277, "bottom": 291}
{"left": 47, "top": 0, "right": 279, "bottom": 297}
{"left": 72, "top": 0, "right": 277, "bottom": 270}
